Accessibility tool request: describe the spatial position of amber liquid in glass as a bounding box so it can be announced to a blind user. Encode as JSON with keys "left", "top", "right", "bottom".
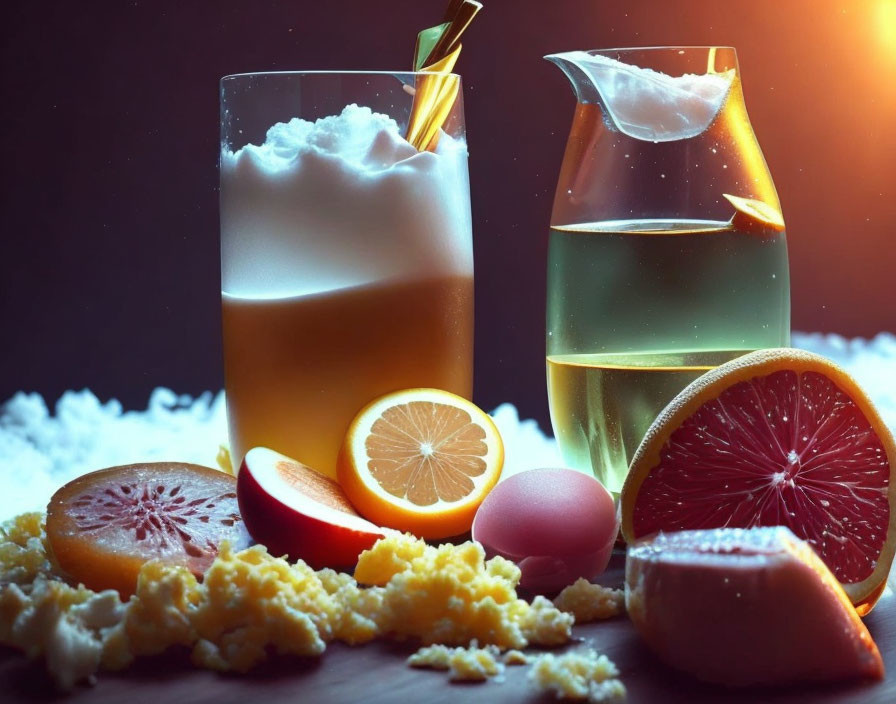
{"left": 222, "top": 275, "right": 473, "bottom": 477}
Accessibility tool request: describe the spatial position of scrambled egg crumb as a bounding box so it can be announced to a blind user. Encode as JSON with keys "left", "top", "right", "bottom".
{"left": 408, "top": 640, "right": 504, "bottom": 681}
{"left": 503, "top": 649, "right": 529, "bottom": 665}
{"left": 529, "top": 649, "right": 626, "bottom": 702}
{"left": 0, "top": 576, "right": 126, "bottom": 690}
{"left": 0, "top": 519, "right": 573, "bottom": 689}
{"left": 554, "top": 578, "right": 625, "bottom": 623}
{"left": 0, "top": 513, "right": 133, "bottom": 687}
{"left": 126, "top": 543, "right": 385, "bottom": 672}
{"left": 0, "top": 513, "right": 56, "bottom": 586}
{"left": 356, "top": 534, "right": 573, "bottom": 649}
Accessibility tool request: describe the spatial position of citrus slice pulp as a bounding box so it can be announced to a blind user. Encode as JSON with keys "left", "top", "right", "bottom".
{"left": 337, "top": 388, "right": 504, "bottom": 539}
{"left": 620, "top": 348, "right": 896, "bottom": 613}
{"left": 46, "top": 462, "right": 251, "bottom": 597}
{"left": 723, "top": 193, "right": 785, "bottom": 233}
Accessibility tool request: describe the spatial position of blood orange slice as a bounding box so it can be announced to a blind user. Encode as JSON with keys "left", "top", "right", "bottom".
{"left": 46, "top": 462, "right": 251, "bottom": 597}
{"left": 620, "top": 349, "right": 896, "bottom": 613}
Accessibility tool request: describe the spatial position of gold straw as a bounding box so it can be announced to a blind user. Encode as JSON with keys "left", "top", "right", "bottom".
{"left": 405, "top": 0, "right": 482, "bottom": 151}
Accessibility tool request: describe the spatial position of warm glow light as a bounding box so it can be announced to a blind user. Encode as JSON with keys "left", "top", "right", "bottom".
{"left": 880, "top": 0, "right": 896, "bottom": 52}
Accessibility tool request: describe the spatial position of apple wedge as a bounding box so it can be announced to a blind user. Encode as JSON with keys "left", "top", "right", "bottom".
{"left": 237, "top": 446, "right": 385, "bottom": 569}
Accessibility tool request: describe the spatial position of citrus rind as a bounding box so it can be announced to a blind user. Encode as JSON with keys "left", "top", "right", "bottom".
{"left": 620, "top": 348, "right": 896, "bottom": 609}
{"left": 337, "top": 388, "right": 504, "bottom": 539}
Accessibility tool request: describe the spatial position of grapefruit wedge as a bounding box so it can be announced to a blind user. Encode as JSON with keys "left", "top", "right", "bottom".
{"left": 620, "top": 348, "right": 896, "bottom": 613}
{"left": 626, "top": 527, "right": 884, "bottom": 685}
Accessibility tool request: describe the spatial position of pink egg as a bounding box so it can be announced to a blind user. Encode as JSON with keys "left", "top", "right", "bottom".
{"left": 472, "top": 468, "right": 618, "bottom": 594}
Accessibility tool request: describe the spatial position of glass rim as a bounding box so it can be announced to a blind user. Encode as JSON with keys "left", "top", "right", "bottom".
{"left": 221, "top": 70, "right": 461, "bottom": 82}
{"left": 584, "top": 45, "right": 736, "bottom": 54}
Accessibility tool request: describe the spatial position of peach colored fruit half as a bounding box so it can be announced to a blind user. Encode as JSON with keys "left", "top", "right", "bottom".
{"left": 626, "top": 527, "right": 884, "bottom": 686}
{"left": 237, "top": 447, "right": 385, "bottom": 569}
{"left": 472, "top": 468, "right": 618, "bottom": 594}
{"left": 46, "top": 462, "right": 251, "bottom": 597}
{"left": 621, "top": 348, "right": 896, "bottom": 614}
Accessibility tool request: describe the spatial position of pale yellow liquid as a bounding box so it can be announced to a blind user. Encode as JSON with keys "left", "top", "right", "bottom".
{"left": 547, "top": 350, "right": 752, "bottom": 494}
{"left": 222, "top": 276, "right": 473, "bottom": 478}
{"left": 546, "top": 218, "right": 789, "bottom": 492}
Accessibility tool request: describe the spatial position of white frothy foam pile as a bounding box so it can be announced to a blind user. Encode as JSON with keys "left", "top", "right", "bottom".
{"left": 1, "top": 334, "right": 893, "bottom": 522}
{"left": 0, "top": 393, "right": 559, "bottom": 521}
{"left": 220, "top": 104, "right": 472, "bottom": 300}
{"left": 792, "top": 332, "right": 896, "bottom": 431}
{"left": 0, "top": 389, "right": 227, "bottom": 520}
{"left": 546, "top": 51, "right": 733, "bottom": 141}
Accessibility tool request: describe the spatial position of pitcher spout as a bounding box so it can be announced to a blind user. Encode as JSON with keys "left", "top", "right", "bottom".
{"left": 545, "top": 49, "right": 736, "bottom": 142}
{"left": 544, "top": 52, "right": 603, "bottom": 105}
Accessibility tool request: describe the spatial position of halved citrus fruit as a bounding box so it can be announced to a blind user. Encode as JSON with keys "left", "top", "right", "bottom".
{"left": 337, "top": 388, "right": 504, "bottom": 539}
{"left": 46, "top": 462, "right": 251, "bottom": 597}
{"left": 620, "top": 348, "right": 896, "bottom": 614}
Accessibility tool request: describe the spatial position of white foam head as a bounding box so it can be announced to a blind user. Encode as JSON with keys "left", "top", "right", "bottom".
{"left": 220, "top": 104, "right": 472, "bottom": 299}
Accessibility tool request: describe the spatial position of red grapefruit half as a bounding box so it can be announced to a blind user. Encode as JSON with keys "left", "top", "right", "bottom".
{"left": 620, "top": 348, "right": 896, "bottom": 613}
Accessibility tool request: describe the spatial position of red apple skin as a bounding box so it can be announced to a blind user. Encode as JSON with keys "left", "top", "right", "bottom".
{"left": 237, "top": 455, "right": 385, "bottom": 570}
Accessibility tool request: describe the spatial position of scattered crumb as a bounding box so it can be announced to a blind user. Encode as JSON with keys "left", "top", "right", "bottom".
{"left": 529, "top": 649, "right": 625, "bottom": 702}
{"left": 409, "top": 643, "right": 454, "bottom": 669}
{"left": 408, "top": 641, "right": 503, "bottom": 681}
{"left": 355, "top": 534, "right": 573, "bottom": 649}
{"left": 554, "top": 578, "right": 625, "bottom": 623}
{"left": 503, "top": 649, "right": 529, "bottom": 665}
{"left": 0, "top": 575, "right": 127, "bottom": 690}
{"left": 1, "top": 522, "right": 573, "bottom": 690}
{"left": 0, "top": 513, "right": 56, "bottom": 586}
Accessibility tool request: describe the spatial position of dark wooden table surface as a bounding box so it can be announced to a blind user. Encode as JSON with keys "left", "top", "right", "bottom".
{"left": 3, "top": 555, "right": 895, "bottom": 703}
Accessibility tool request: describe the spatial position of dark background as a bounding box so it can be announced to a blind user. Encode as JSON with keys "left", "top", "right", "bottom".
{"left": 2, "top": 0, "right": 895, "bottom": 430}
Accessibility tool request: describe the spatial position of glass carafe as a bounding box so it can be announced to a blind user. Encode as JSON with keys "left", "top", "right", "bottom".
{"left": 544, "top": 47, "right": 790, "bottom": 494}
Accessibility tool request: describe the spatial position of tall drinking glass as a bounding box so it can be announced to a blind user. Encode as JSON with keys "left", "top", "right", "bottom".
{"left": 545, "top": 47, "right": 790, "bottom": 494}
{"left": 220, "top": 72, "right": 474, "bottom": 478}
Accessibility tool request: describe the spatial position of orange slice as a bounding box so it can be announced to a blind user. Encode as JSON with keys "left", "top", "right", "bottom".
{"left": 337, "top": 388, "right": 504, "bottom": 539}
{"left": 620, "top": 348, "right": 896, "bottom": 614}
{"left": 723, "top": 193, "right": 785, "bottom": 233}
